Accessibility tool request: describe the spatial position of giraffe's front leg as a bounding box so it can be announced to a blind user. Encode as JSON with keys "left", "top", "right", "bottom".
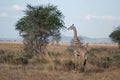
{"left": 78, "top": 55, "right": 81, "bottom": 66}
{"left": 80, "top": 55, "right": 83, "bottom": 65}
{"left": 74, "top": 50, "right": 77, "bottom": 63}
{"left": 74, "top": 50, "right": 78, "bottom": 70}
{"left": 73, "top": 54, "right": 76, "bottom": 70}
{"left": 74, "top": 53, "right": 77, "bottom": 64}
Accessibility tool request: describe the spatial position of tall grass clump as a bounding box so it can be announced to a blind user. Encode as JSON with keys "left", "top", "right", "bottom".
{"left": 48, "top": 51, "right": 62, "bottom": 57}
{"left": 66, "top": 48, "right": 74, "bottom": 55}
{"left": 0, "top": 50, "right": 29, "bottom": 65}
{"left": 34, "top": 57, "right": 49, "bottom": 64}
{"left": 62, "top": 59, "right": 75, "bottom": 71}
{"left": 53, "top": 58, "right": 61, "bottom": 66}
{"left": 88, "top": 48, "right": 120, "bottom": 71}
{"left": 0, "top": 50, "right": 15, "bottom": 63}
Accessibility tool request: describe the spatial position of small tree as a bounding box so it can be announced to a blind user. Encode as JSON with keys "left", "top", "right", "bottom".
{"left": 109, "top": 26, "right": 120, "bottom": 48}
{"left": 15, "top": 4, "right": 65, "bottom": 55}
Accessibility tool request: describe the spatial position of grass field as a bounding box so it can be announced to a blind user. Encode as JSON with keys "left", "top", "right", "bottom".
{"left": 0, "top": 42, "right": 120, "bottom": 80}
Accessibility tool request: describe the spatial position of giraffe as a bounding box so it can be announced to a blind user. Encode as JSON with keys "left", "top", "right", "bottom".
{"left": 68, "top": 24, "right": 88, "bottom": 68}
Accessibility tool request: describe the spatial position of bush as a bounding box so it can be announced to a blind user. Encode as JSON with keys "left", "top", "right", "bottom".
{"left": 99, "top": 61, "right": 110, "bottom": 68}
{"left": 0, "top": 51, "right": 14, "bottom": 63}
{"left": 23, "top": 53, "right": 34, "bottom": 59}
{"left": 0, "top": 50, "right": 5, "bottom": 54}
{"left": 112, "top": 55, "right": 120, "bottom": 67}
{"left": 48, "top": 51, "right": 61, "bottom": 57}
{"left": 95, "top": 57, "right": 111, "bottom": 68}
{"left": 33, "top": 57, "right": 49, "bottom": 64}
{"left": 89, "top": 48, "right": 108, "bottom": 55}
{"left": 53, "top": 58, "right": 61, "bottom": 65}
{"left": 113, "top": 55, "right": 120, "bottom": 61}
{"left": 0, "top": 50, "right": 29, "bottom": 65}
{"left": 66, "top": 48, "right": 74, "bottom": 55}
{"left": 12, "top": 57, "right": 29, "bottom": 65}
{"left": 62, "top": 59, "right": 75, "bottom": 71}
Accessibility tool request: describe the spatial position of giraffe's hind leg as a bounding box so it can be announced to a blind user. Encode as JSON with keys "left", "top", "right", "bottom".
{"left": 83, "top": 59, "right": 87, "bottom": 66}
{"left": 74, "top": 54, "right": 77, "bottom": 64}
{"left": 74, "top": 54, "right": 81, "bottom": 70}
{"left": 74, "top": 54, "right": 78, "bottom": 70}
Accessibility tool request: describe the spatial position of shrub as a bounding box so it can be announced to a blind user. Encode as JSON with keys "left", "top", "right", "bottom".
{"left": 66, "top": 48, "right": 74, "bottom": 55}
{"left": 113, "top": 55, "right": 120, "bottom": 61}
{"left": 23, "top": 53, "right": 34, "bottom": 59}
{"left": 0, "top": 51, "right": 14, "bottom": 63}
{"left": 53, "top": 58, "right": 61, "bottom": 65}
{"left": 34, "top": 57, "right": 49, "bottom": 64}
{"left": 100, "top": 61, "right": 110, "bottom": 68}
{"left": 0, "top": 50, "right": 5, "bottom": 54}
{"left": 112, "top": 55, "right": 120, "bottom": 67}
{"left": 95, "top": 57, "right": 111, "bottom": 69}
{"left": 48, "top": 51, "right": 61, "bottom": 57}
{"left": 12, "top": 57, "right": 29, "bottom": 65}
{"left": 62, "top": 59, "right": 75, "bottom": 71}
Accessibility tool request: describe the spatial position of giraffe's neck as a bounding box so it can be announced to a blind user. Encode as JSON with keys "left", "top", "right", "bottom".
{"left": 73, "top": 28, "right": 77, "bottom": 39}
{"left": 73, "top": 28, "right": 82, "bottom": 47}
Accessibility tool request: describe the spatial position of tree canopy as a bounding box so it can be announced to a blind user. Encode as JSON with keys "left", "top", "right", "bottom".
{"left": 15, "top": 4, "right": 65, "bottom": 55}
{"left": 109, "top": 26, "right": 120, "bottom": 48}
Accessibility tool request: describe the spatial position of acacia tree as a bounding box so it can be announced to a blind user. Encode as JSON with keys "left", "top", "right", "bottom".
{"left": 16, "top": 4, "right": 65, "bottom": 55}
{"left": 109, "top": 26, "right": 120, "bottom": 48}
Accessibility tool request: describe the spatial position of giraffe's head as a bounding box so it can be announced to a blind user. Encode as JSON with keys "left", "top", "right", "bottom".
{"left": 68, "top": 24, "right": 75, "bottom": 30}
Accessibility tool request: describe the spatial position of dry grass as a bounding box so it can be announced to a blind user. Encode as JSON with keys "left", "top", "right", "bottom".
{"left": 0, "top": 42, "right": 118, "bottom": 51}
{"left": 0, "top": 42, "right": 23, "bottom": 51}
{"left": 88, "top": 43, "right": 118, "bottom": 49}
{"left": 0, "top": 64, "right": 119, "bottom": 80}
{"left": 0, "top": 42, "right": 120, "bottom": 80}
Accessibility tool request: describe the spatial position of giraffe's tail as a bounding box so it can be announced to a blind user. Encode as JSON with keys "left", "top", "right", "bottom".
{"left": 83, "top": 54, "right": 87, "bottom": 66}
{"left": 83, "top": 59, "right": 87, "bottom": 66}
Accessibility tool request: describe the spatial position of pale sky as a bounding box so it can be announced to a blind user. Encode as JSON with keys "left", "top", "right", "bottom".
{"left": 0, "top": 0, "right": 120, "bottom": 38}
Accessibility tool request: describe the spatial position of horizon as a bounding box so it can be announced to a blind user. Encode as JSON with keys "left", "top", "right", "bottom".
{"left": 0, "top": 34, "right": 113, "bottom": 44}
{"left": 0, "top": 34, "right": 112, "bottom": 39}
{"left": 0, "top": 0, "right": 120, "bottom": 38}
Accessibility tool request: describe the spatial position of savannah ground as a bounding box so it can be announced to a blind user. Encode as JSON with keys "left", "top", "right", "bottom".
{"left": 0, "top": 42, "right": 120, "bottom": 80}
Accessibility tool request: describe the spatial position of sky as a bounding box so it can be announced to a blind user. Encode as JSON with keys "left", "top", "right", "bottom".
{"left": 0, "top": 0, "right": 120, "bottom": 38}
